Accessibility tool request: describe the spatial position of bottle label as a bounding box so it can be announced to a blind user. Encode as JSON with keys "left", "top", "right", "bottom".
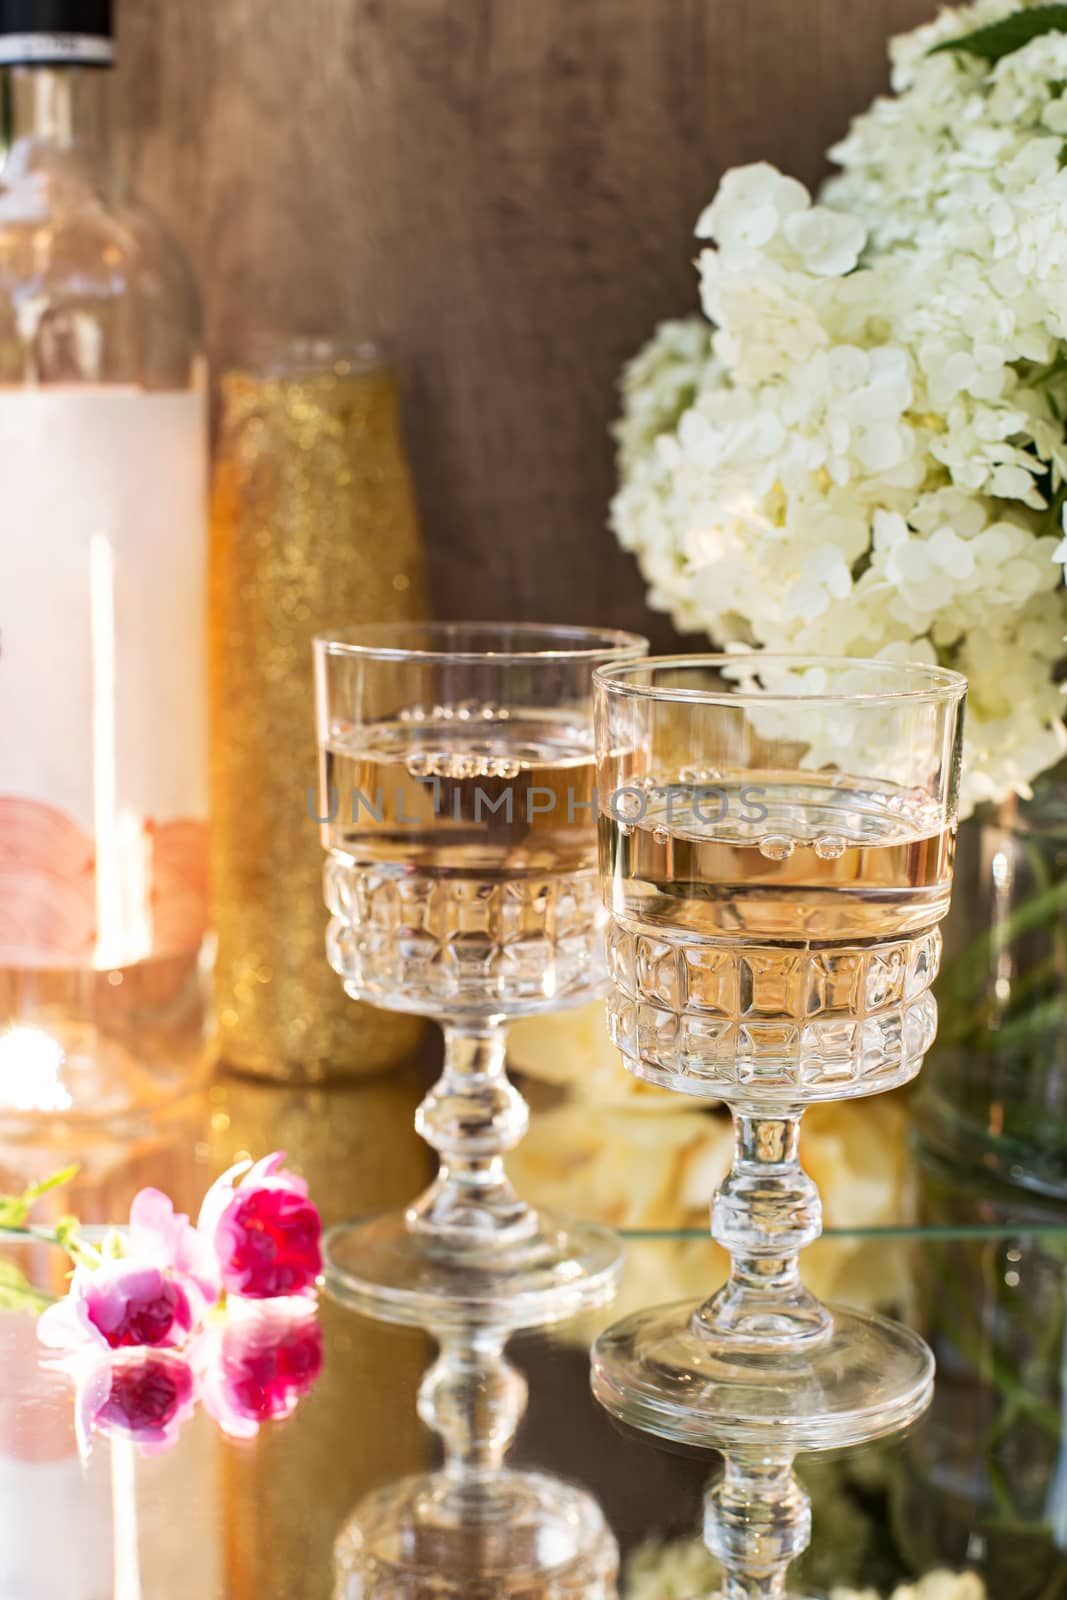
{"left": 0, "top": 388, "right": 208, "bottom": 968}
{"left": 0, "top": 33, "right": 114, "bottom": 66}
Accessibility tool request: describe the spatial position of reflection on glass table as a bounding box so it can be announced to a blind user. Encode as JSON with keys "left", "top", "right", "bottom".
{"left": 0, "top": 1067, "right": 1064, "bottom": 1599}
{"left": 333, "top": 1319, "right": 617, "bottom": 1599}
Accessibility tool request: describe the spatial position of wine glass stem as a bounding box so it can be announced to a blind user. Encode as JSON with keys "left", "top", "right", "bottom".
{"left": 694, "top": 1109, "right": 832, "bottom": 1346}
{"left": 705, "top": 1451, "right": 811, "bottom": 1598}
{"left": 407, "top": 1020, "right": 538, "bottom": 1245}
{"left": 418, "top": 1327, "right": 527, "bottom": 1491}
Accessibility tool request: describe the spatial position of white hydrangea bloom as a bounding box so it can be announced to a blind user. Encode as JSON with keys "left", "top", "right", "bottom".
{"left": 612, "top": 0, "right": 1067, "bottom": 814}
{"left": 614, "top": 318, "right": 714, "bottom": 474}
{"left": 623, "top": 1538, "right": 985, "bottom": 1600}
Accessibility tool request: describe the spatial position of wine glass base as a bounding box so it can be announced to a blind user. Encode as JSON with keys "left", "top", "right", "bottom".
{"left": 324, "top": 1207, "right": 623, "bottom": 1331}
{"left": 334, "top": 1468, "right": 618, "bottom": 1598}
{"left": 591, "top": 1299, "right": 934, "bottom": 1453}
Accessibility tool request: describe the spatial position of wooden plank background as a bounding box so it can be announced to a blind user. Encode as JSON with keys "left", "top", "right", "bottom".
{"left": 114, "top": 0, "right": 938, "bottom": 648}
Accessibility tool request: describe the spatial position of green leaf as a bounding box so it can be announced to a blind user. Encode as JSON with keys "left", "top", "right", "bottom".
{"left": 19, "top": 1165, "right": 79, "bottom": 1205}
{"left": 101, "top": 1229, "right": 126, "bottom": 1262}
{"left": 938, "top": 874, "right": 1067, "bottom": 1001}
{"left": 53, "top": 1215, "right": 97, "bottom": 1269}
{"left": 929, "top": 5, "right": 1067, "bottom": 64}
{"left": 0, "top": 1259, "right": 53, "bottom": 1315}
{"left": 0, "top": 1196, "right": 29, "bottom": 1229}
{"left": 0, "top": 1164, "right": 79, "bottom": 1232}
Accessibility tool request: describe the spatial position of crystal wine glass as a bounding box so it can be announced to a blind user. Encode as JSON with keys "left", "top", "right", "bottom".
{"left": 589, "top": 654, "right": 966, "bottom": 1595}
{"left": 315, "top": 622, "right": 647, "bottom": 1328}
{"left": 334, "top": 1317, "right": 618, "bottom": 1598}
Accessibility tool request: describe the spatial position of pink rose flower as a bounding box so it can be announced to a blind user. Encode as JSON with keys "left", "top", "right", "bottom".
{"left": 127, "top": 1187, "right": 218, "bottom": 1315}
{"left": 194, "top": 1298, "right": 323, "bottom": 1440}
{"left": 37, "top": 1187, "right": 217, "bottom": 1356}
{"left": 198, "top": 1152, "right": 322, "bottom": 1300}
{"left": 75, "top": 1349, "right": 196, "bottom": 1455}
{"left": 38, "top": 1260, "right": 194, "bottom": 1353}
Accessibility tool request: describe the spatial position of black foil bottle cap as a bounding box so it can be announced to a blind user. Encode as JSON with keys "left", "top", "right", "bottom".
{"left": 0, "top": 0, "right": 113, "bottom": 65}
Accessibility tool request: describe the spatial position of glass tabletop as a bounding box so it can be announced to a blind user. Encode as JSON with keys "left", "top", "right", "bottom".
{"left": 1, "top": 1053, "right": 1064, "bottom": 1600}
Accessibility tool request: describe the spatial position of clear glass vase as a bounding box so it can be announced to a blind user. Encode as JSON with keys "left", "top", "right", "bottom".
{"left": 896, "top": 1144, "right": 1067, "bottom": 1598}
{"left": 918, "top": 764, "right": 1067, "bottom": 1198}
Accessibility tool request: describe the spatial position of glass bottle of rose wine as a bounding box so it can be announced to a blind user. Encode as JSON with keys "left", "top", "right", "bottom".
{"left": 0, "top": 0, "right": 209, "bottom": 1129}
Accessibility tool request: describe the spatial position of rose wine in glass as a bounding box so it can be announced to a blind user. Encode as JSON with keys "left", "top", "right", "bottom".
{"left": 322, "top": 708, "right": 601, "bottom": 1012}
{"left": 590, "top": 655, "right": 966, "bottom": 1599}
{"left": 315, "top": 624, "right": 646, "bottom": 1329}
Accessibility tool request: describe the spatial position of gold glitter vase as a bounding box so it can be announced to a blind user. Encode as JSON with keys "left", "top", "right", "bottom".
{"left": 210, "top": 338, "right": 427, "bottom": 1081}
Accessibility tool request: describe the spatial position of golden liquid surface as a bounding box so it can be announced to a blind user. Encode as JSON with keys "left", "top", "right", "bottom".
{"left": 323, "top": 712, "right": 597, "bottom": 879}
{"left": 601, "top": 775, "right": 954, "bottom": 942}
